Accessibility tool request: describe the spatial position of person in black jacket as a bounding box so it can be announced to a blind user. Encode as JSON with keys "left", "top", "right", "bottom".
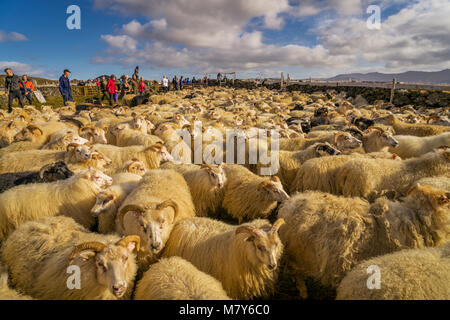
{"left": 4, "top": 68, "right": 25, "bottom": 113}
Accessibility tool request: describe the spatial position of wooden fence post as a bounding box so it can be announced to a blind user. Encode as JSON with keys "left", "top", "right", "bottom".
{"left": 390, "top": 78, "right": 396, "bottom": 104}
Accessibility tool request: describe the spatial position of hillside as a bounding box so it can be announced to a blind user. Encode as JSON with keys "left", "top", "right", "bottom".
{"left": 326, "top": 69, "right": 450, "bottom": 85}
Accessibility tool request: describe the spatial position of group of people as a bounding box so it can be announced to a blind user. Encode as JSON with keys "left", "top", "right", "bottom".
{"left": 4, "top": 65, "right": 215, "bottom": 111}
{"left": 3, "top": 68, "right": 36, "bottom": 113}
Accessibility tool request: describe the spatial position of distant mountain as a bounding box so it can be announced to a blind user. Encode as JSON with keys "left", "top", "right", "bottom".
{"left": 326, "top": 69, "right": 450, "bottom": 85}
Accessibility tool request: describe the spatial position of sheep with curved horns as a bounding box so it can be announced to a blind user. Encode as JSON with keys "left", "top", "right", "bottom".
{"left": 274, "top": 143, "right": 340, "bottom": 191}
{"left": 1, "top": 216, "right": 140, "bottom": 300}
{"left": 162, "top": 217, "right": 285, "bottom": 300}
{"left": 13, "top": 124, "right": 47, "bottom": 145}
{"left": 337, "top": 242, "right": 450, "bottom": 300}
{"left": 388, "top": 132, "right": 450, "bottom": 159}
{"left": 221, "top": 165, "right": 289, "bottom": 223}
{"left": 0, "top": 168, "right": 112, "bottom": 242}
{"left": 290, "top": 151, "right": 401, "bottom": 195}
{"left": 134, "top": 257, "right": 231, "bottom": 300}
{"left": 278, "top": 185, "right": 449, "bottom": 298}
{"left": 0, "top": 120, "right": 19, "bottom": 147}
{"left": 78, "top": 125, "right": 108, "bottom": 144}
{"left": 161, "top": 163, "right": 227, "bottom": 218}
{"left": 360, "top": 126, "right": 399, "bottom": 153}
{"left": 0, "top": 161, "right": 74, "bottom": 194}
{"left": 337, "top": 147, "right": 450, "bottom": 199}
{"left": 91, "top": 173, "right": 142, "bottom": 234}
{"left": 0, "top": 143, "right": 93, "bottom": 174}
{"left": 92, "top": 142, "right": 173, "bottom": 170}
{"left": 117, "top": 169, "right": 196, "bottom": 271}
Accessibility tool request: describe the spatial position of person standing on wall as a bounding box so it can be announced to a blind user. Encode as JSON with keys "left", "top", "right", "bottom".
{"left": 107, "top": 74, "right": 117, "bottom": 106}
{"left": 59, "top": 69, "right": 73, "bottom": 106}
{"left": 3, "top": 68, "right": 25, "bottom": 113}
{"left": 162, "top": 75, "right": 169, "bottom": 93}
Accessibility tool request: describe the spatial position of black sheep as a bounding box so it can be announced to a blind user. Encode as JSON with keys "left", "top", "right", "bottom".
{"left": 0, "top": 162, "right": 74, "bottom": 194}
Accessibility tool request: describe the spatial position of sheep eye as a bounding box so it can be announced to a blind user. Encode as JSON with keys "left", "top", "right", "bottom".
{"left": 257, "top": 245, "right": 266, "bottom": 252}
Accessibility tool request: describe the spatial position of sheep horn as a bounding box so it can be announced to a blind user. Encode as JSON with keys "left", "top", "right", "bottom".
{"left": 116, "top": 235, "right": 141, "bottom": 253}
{"left": 27, "top": 124, "right": 43, "bottom": 135}
{"left": 68, "top": 242, "right": 107, "bottom": 265}
{"left": 39, "top": 163, "right": 55, "bottom": 179}
{"left": 367, "top": 126, "right": 385, "bottom": 133}
{"left": 406, "top": 185, "right": 419, "bottom": 197}
{"left": 157, "top": 200, "right": 179, "bottom": 222}
{"left": 333, "top": 133, "right": 344, "bottom": 146}
{"left": 17, "top": 111, "right": 31, "bottom": 122}
{"left": 66, "top": 143, "right": 80, "bottom": 152}
{"left": 269, "top": 218, "right": 285, "bottom": 237}
{"left": 118, "top": 204, "right": 146, "bottom": 230}
{"left": 78, "top": 126, "right": 92, "bottom": 135}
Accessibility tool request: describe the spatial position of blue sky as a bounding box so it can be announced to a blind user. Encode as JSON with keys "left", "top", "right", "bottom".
{"left": 0, "top": 0, "right": 448, "bottom": 80}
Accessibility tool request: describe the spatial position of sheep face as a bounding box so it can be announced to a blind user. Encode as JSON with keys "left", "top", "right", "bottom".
{"left": 91, "top": 151, "right": 113, "bottom": 169}
{"left": 202, "top": 164, "right": 226, "bottom": 188}
{"left": 154, "top": 124, "right": 172, "bottom": 137}
{"left": 81, "top": 168, "right": 113, "bottom": 189}
{"left": 69, "top": 236, "right": 140, "bottom": 298}
{"left": 14, "top": 125, "right": 43, "bottom": 143}
{"left": 258, "top": 177, "right": 290, "bottom": 202}
{"left": 126, "top": 159, "right": 147, "bottom": 176}
{"left": 367, "top": 127, "right": 399, "bottom": 148}
{"left": 157, "top": 145, "right": 175, "bottom": 163}
{"left": 334, "top": 132, "right": 362, "bottom": 150}
{"left": 120, "top": 200, "right": 179, "bottom": 254}
{"left": 235, "top": 219, "right": 285, "bottom": 270}
{"left": 80, "top": 127, "right": 107, "bottom": 144}
{"left": 67, "top": 144, "right": 92, "bottom": 162}
{"left": 314, "top": 143, "right": 341, "bottom": 157}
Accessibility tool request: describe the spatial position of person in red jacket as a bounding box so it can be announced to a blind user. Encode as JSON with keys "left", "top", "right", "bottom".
{"left": 107, "top": 75, "right": 116, "bottom": 106}
{"left": 138, "top": 77, "right": 146, "bottom": 94}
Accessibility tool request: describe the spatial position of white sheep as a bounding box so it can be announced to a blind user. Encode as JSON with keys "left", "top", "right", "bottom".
{"left": 337, "top": 148, "right": 450, "bottom": 199}
{"left": 222, "top": 165, "right": 289, "bottom": 223}
{"left": 1, "top": 216, "right": 140, "bottom": 300}
{"left": 91, "top": 173, "right": 142, "bottom": 234}
{"left": 388, "top": 132, "right": 450, "bottom": 159}
{"left": 337, "top": 243, "right": 450, "bottom": 300}
{"left": 278, "top": 185, "right": 449, "bottom": 298}
{"left": 0, "top": 168, "right": 112, "bottom": 242}
{"left": 117, "top": 169, "right": 196, "bottom": 271}
{"left": 134, "top": 257, "right": 231, "bottom": 300}
{"left": 92, "top": 142, "right": 173, "bottom": 170}
{"left": 162, "top": 217, "right": 285, "bottom": 300}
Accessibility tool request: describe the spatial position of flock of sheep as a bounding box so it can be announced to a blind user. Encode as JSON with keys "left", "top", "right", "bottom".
{"left": 0, "top": 86, "right": 448, "bottom": 300}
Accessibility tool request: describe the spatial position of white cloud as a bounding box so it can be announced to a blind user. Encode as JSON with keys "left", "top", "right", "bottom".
{"left": 92, "top": 0, "right": 449, "bottom": 77}
{"left": 0, "top": 61, "right": 44, "bottom": 76}
{"left": 318, "top": 0, "right": 450, "bottom": 72}
{"left": 0, "top": 30, "right": 28, "bottom": 42}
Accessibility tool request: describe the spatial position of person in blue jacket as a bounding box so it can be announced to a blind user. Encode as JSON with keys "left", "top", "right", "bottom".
{"left": 59, "top": 69, "right": 73, "bottom": 105}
